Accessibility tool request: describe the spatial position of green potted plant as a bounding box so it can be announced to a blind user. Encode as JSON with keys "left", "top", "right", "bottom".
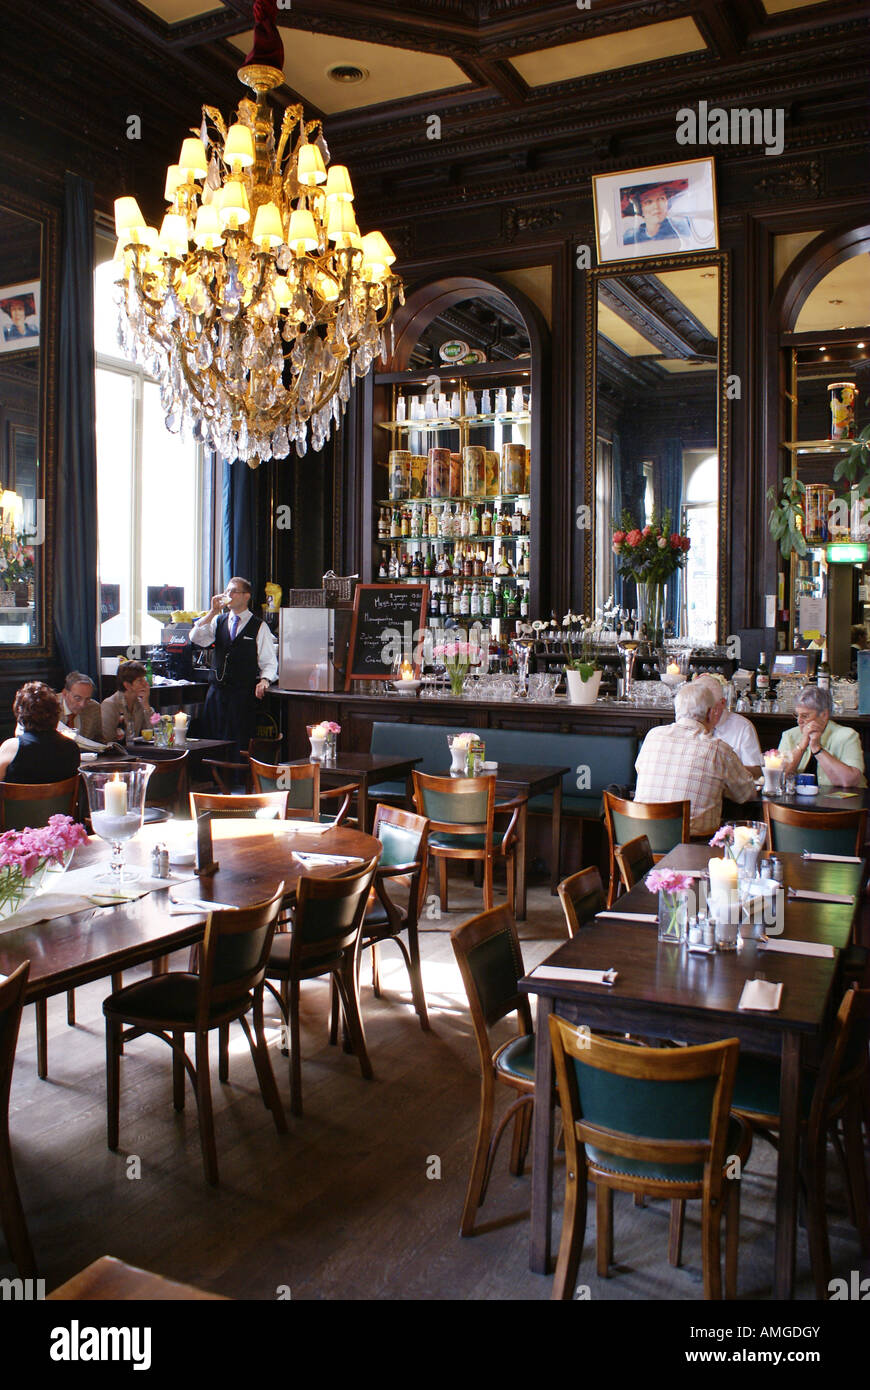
{"left": 767, "top": 476, "right": 807, "bottom": 558}
{"left": 564, "top": 614, "right": 602, "bottom": 705}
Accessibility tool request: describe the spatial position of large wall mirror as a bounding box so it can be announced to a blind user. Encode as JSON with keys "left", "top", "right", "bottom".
{"left": 584, "top": 253, "right": 728, "bottom": 642}
{"left": 0, "top": 197, "right": 49, "bottom": 650}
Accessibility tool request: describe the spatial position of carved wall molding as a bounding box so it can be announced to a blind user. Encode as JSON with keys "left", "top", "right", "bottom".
{"left": 751, "top": 160, "right": 822, "bottom": 199}
{"left": 503, "top": 204, "right": 564, "bottom": 243}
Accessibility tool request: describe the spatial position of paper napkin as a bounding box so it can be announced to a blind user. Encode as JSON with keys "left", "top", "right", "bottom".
{"left": 758, "top": 938, "right": 835, "bottom": 958}
{"left": 738, "top": 979, "right": 783, "bottom": 1011}
{"left": 529, "top": 965, "right": 617, "bottom": 986}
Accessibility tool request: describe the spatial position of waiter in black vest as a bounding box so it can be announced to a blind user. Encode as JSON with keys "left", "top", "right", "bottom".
{"left": 191, "top": 577, "right": 277, "bottom": 760}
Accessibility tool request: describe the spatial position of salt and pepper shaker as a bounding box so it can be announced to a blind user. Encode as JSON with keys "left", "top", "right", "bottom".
{"left": 150, "top": 843, "right": 170, "bottom": 879}
{"left": 768, "top": 855, "right": 784, "bottom": 884}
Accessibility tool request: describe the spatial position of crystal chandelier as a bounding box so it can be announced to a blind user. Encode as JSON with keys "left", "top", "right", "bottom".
{"left": 112, "top": 1, "right": 402, "bottom": 465}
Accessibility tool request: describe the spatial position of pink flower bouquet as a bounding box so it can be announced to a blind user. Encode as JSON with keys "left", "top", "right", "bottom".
{"left": 0, "top": 815, "right": 88, "bottom": 918}
{"left": 646, "top": 867, "right": 694, "bottom": 944}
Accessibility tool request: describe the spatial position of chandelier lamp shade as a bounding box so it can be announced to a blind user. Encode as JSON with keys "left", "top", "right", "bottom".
{"left": 112, "top": 0, "right": 402, "bottom": 466}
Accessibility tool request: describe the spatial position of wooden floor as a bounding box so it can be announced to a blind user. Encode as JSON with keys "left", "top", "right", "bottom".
{"left": 3, "top": 875, "right": 868, "bottom": 1301}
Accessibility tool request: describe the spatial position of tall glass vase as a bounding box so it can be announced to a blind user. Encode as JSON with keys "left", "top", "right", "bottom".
{"left": 638, "top": 581, "right": 666, "bottom": 646}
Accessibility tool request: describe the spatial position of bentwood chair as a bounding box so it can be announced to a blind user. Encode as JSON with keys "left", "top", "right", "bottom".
{"left": 142, "top": 751, "right": 189, "bottom": 816}
{"left": 358, "top": 805, "right": 431, "bottom": 1030}
{"left": 731, "top": 985, "right": 870, "bottom": 1299}
{"left": 190, "top": 790, "right": 289, "bottom": 820}
{"left": 603, "top": 792, "right": 690, "bottom": 907}
{"left": 249, "top": 758, "right": 357, "bottom": 826}
{"left": 763, "top": 802, "right": 866, "bottom": 858}
{"left": 264, "top": 858, "right": 380, "bottom": 1116}
{"left": 204, "top": 735, "right": 284, "bottom": 794}
{"left": 557, "top": 867, "right": 605, "bottom": 937}
{"left": 413, "top": 771, "right": 521, "bottom": 915}
{"left": 0, "top": 776, "right": 81, "bottom": 1081}
{"left": 102, "top": 885, "right": 287, "bottom": 1186}
{"left": 0, "top": 962, "right": 36, "bottom": 1275}
{"left": 614, "top": 834, "right": 656, "bottom": 898}
{"left": 450, "top": 905, "right": 536, "bottom": 1236}
{"left": 548, "top": 1016, "right": 751, "bottom": 1300}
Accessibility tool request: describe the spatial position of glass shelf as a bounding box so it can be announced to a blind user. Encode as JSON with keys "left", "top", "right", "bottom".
{"left": 379, "top": 412, "right": 532, "bottom": 431}
{"left": 376, "top": 535, "right": 527, "bottom": 546}
{"left": 781, "top": 439, "right": 854, "bottom": 456}
{"left": 377, "top": 494, "right": 530, "bottom": 507}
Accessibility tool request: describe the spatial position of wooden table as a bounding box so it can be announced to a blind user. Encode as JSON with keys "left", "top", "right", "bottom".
{"left": 433, "top": 762, "right": 569, "bottom": 920}
{"left": 0, "top": 820, "right": 381, "bottom": 1033}
{"left": 307, "top": 751, "right": 422, "bottom": 832}
{"left": 521, "top": 844, "right": 860, "bottom": 1299}
{"left": 48, "top": 1255, "right": 227, "bottom": 1300}
{"left": 91, "top": 738, "right": 234, "bottom": 774}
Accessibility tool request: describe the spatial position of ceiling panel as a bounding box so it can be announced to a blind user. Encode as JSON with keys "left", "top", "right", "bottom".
{"left": 795, "top": 254, "right": 870, "bottom": 332}
{"left": 139, "top": 0, "right": 224, "bottom": 21}
{"left": 227, "top": 26, "right": 471, "bottom": 114}
{"left": 761, "top": 0, "right": 837, "bottom": 13}
{"left": 598, "top": 303, "right": 659, "bottom": 357}
{"left": 508, "top": 17, "right": 707, "bottom": 88}
{"left": 655, "top": 268, "right": 719, "bottom": 338}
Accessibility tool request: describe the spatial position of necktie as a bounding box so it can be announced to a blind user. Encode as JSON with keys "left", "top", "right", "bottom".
{"left": 230, "top": 615, "right": 239, "bottom": 641}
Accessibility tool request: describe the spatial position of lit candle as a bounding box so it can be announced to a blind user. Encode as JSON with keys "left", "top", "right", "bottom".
{"left": 708, "top": 856, "right": 738, "bottom": 890}
{"left": 764, "top": 752, "right": 783, "bottom": 770}
{"left": 667, "top": 662, "right": 681, "bottom": 676}
{"left": 174, "top": 712, "right": 188, "bottom": 728}
{"left": 400, "top": 659, "right": 414, "bottom": 682}
{"left": 104, "top": 774, "right": 128, "bottom": 818}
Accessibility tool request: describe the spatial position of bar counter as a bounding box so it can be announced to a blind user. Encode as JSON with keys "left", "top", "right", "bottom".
{"left": 269, "top": 688, "right": 870, "bottom": 765}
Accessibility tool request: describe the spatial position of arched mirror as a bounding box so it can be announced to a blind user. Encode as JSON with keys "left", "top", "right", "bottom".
{"left": 0, "top": 199, "right": 46, "bottom": 649}
{"left": 584, "top": 253, "right": 728, "bottom": 643}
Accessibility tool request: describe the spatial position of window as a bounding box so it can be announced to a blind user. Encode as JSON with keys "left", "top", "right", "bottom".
{"left": 682, "top": 450, "right": 719, "bottom": 643}
{"left": 94, "top": 260, "right": 205, "bottom": 648}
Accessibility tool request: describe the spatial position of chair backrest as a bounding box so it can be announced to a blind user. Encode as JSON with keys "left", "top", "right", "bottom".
{"left": 603, "top": 791, "right": 690, "bottom": 855}
{"left": 451, "top": 905, "right": 532, "bottom": 1075}
{"left": 614, "top": 834, "right": 656, "bottom": 895}
{"left": 290, "top": 858, "right": 381, "bottom": 965}
{"left": 0, "top": 777, "right": 79, "bottom": 831}
{"left": 189, "top": 790, "right": 290, "bottom": 821}
{"left": 412, "top": 771, "right": 495, "bottom": 837}
{"left": 549, "top": 1015, "right": 739, "bottom": 1194}
{"left": 0, "top": 961, "right": 29, "bottom": 1119}
{"left": 372, "top": 804, "right": 430, "bottom": 925}
{"left": 196, "top": 885, "right": 285, "bottom": 1028}
{"left": 247, "top": 735, "right": 283, "bottom": 765}
{"left": 249, "top": 758, "right": 319, "bottom": 817}
{"left": 809, "top": 985, "right": 870, "bottom": 1135}
{"left": 142, "top": 752, "right": 188, "bottom": 814}
{"left": 763, "top": 802, "right": 866, "bottom": 857}
{"left": 557, "top": 867, "right": 605, "bottom": 937}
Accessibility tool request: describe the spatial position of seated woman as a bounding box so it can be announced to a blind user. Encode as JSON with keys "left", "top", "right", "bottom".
{"left": 778, "top": 684, "right": 866, "bottom": 789}
{"left": 0, "top": 681, "right": 82, "bottom": 783}
{"left": 100, "top": 660, "right": 155, "bottom": 743}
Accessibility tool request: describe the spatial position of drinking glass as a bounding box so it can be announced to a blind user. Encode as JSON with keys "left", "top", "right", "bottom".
{"left": 80, "top": 763, "right": 154, "bottom": 889}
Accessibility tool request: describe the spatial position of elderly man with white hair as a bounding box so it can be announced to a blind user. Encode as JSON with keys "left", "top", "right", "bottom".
{"left": 634, "top": 680, "right": 758, "bottom": 836}
{"left": 692, "top": 672, "right": 763, "bottom": 776}
{"left": 778, "top": 684, "right": 865, "bottom": 789}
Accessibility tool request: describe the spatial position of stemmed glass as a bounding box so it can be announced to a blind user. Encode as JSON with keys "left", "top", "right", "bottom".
{"left": 80, "top": 763, "right": 153, "bottom": 890}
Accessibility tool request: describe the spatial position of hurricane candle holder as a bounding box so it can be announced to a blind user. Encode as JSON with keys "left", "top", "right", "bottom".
{"left": 80, "top": 762, "right": 153, "bottom": 889}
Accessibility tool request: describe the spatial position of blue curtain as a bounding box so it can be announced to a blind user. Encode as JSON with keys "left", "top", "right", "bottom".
{"left": 611, "top": 433, "right": 624, "bottom": 610}
{"left": 221, "top": 456, "right": 262, "bottom": 596}
{"left": 54, "top": 174, "right": 99, "bottom": 685}
{"left": 660, "top": 438, "right": 683, "bottom": 630}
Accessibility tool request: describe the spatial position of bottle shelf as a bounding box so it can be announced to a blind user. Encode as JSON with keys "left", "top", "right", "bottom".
{"left": 781, "top": 439, "right": 854, "bottom": 456}
{"left": 377, "top": 494, "right": 530, "bottom": 506}
{"left": 379, "top": 412, "right": 531, "bottom": 432}
{"left": 377, "top": 535, "right": 528, "bottom": 546}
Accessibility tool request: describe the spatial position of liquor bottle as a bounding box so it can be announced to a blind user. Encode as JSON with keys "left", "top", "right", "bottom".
{"left": 390, "top": 508, "right": 400, "bottom": 539}
{"left": 482, "top": 584, "right": 493, "bottom": 619}
{"left": 460, "top": 583, "right": 470, "bottom": 618}
{"left": 756, "top": 652, "right": 770, "bottom": 699}
{"left": 463, "top": 549, "right": 473, "bottom": 579}
{"left": 470, "top": 582, "right": 481, "bottom": 618}
{"left": 440, "top": 583, "right": 450, "bottom": 618}
{"left": 493, "top": 584, "right": 503, "bottom": 619}
{"left": 817, "top": 651, "right": 831, "bottom": 691}
{"left": 401, "top": 507, "right": 410, "bottom": 538}
{"left": 411, "top": 506, "right": 422, "bottom": 540}
{"left": 519, "top": 586, "right": 529, "bottom": 619}
{"left": 422, "top": 551, "right": 432, "bottom": 579}
{"left": 410, "top": 552, "right": 421, "bottom": 579}
{"left": 399, "top": 553, "right": 409, "bottom": 579}
{"left": 378, "top": 557, "right": 387, "bottom": 580}
{"left": 469, "top": 504, "right": 479, "bottom": 537}
{"left": 500, "top": 508, "right": 512, "bottom": 538}
{"left": 481, "top": 506, "right": 492, "bottom": 538}
{"left": 429, "top": 582, "right": 439, "bottom": 619}
{"left": 483, "top": 554, "right": 494, "bottom": 579}
{"left": 388, "top": 552, "right": 398, "bottom": 580}
{"left": 428, "top": 505, "right": 438, "bottom": 539}
{"left": 511, "top": 506, "right": 522, "bottom": 536}
{"left": 496, "top": 554, "right": 512, "bottom": 578}
{"left": 453, "top": 582, "right": 462, "bottom": 618}
{"left": 473, "top": 552, "right": 483, "bottom": 578}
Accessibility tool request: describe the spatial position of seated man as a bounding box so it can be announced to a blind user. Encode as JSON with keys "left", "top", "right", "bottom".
{"left": 778, "top": 685, "right": 866, "bottom": 789}
{"left": 58, "top": 671, "right": 103, "bottom": 743}
{"left": 0, "top": 682, "right": 81, "bottom": 783}
{"left": 101, "top": 661, "right": 155, "bottom": 743}
{"left": 693, "top": 672, "right": 763, "bottom": 777}
{"left": 634, "top": 680, "right": 757, "bottom": 836}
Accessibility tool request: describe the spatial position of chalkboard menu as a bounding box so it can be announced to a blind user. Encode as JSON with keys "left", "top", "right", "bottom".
{"left": 345, "top": 584, "right": 429, "bottom": 687}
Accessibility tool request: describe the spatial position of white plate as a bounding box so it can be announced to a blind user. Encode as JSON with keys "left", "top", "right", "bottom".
{"left": 795, "top": 785, "right": 819, "bottom": 797}
{"left": 169, "top": 850, "right": 196, "bottom": 866}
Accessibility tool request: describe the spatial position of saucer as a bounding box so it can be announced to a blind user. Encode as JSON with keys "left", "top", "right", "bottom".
{"left": 795, "top": 785, "right": 819, "bottom": 797}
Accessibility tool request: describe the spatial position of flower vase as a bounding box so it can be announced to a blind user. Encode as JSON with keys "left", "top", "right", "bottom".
{"left": 657, "top": 889, "right": 689, "bottom": 944}
{"left": 566, "top": 668, "right": 602, "bottom": 705}
{"left": 447, "top": 737, "right": 467, "bottom": 776}
{"left": 448, "top": 670, "right": 467, "bottom": 698}
{"left": 324, "top": 732, "right": 337, "bottom": 763}
{"left": 638, "top": 581, "right": 666, "bottom": 646}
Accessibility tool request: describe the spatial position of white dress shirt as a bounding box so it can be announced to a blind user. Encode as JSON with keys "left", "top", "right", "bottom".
{"left": 714, "top": 709, "right": 763, "bottom": 769}
{"left": 191, "top": 608, "right": 278, "bottom": 683}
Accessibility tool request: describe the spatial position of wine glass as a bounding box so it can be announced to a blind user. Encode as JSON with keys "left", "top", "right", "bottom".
{"left": 80, "top": 763, "right": 153, "bottom": 890}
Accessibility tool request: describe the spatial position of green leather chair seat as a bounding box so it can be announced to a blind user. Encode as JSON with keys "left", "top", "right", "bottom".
{"left": 429, "top": 831, "right": 501, "bottom": 850}
{"left": 367, "top": 779, "right": 407, "bottom": 801}
{"left": 103, "top": 974, "right": 249, "bottom": 1026}
{"left": 587, "top": 1114, "right": 747, "bottom": 1184}
{"left": 495, "top": 1033, "right": 535, "bottom": 1084}
{"left": 731, "top": 1055, "right": 815, "bottom": 1120}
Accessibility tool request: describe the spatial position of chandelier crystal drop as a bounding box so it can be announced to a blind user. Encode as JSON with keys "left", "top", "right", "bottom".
{"left": 112, "top": 4, "right": 402, "bottom": 466}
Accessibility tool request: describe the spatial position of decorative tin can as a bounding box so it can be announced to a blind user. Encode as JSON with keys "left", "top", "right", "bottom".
{"left": 462, "top": 445, "right": 486, "bottom": 498}
{"left": 410, "top": 455, "right": 427, "bottom": 498}
{"left": 388, "top": 450, "right": 411, "bottom": 500}
{"left": 485, "top": 450, "right": 500, "bottom": 496}
{"left": 448, "top": 453, "right": 462, "bottom": 498}
{"left": 524, "top": 448, "right": 531, "bottom": 495}
{"left": 828, "top": 381, "right": 857, "bottom": 440}
{"left": 427, "top": 447, "right": 451, "bottom": 499}
{"left": 804, "top": 483, "right": 834, "bottom": 542}
{"left": 500, "top": 443, "right": 526, "bottom": 496}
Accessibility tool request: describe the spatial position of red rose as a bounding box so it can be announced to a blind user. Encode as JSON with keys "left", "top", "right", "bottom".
{"left": 612, "top": 530, "right": 625, "bottom": 545}
{"left": 670, "top": 533, "right": 682, "bottom": 549}
{"left": 682, "top": 537, "right": 691, "bottom": 552}
{"left": 642, "top": 525, "right": 652, "bottom": 537}
{"left": 626, "top": 529, "right": 642, "bottom": 547}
